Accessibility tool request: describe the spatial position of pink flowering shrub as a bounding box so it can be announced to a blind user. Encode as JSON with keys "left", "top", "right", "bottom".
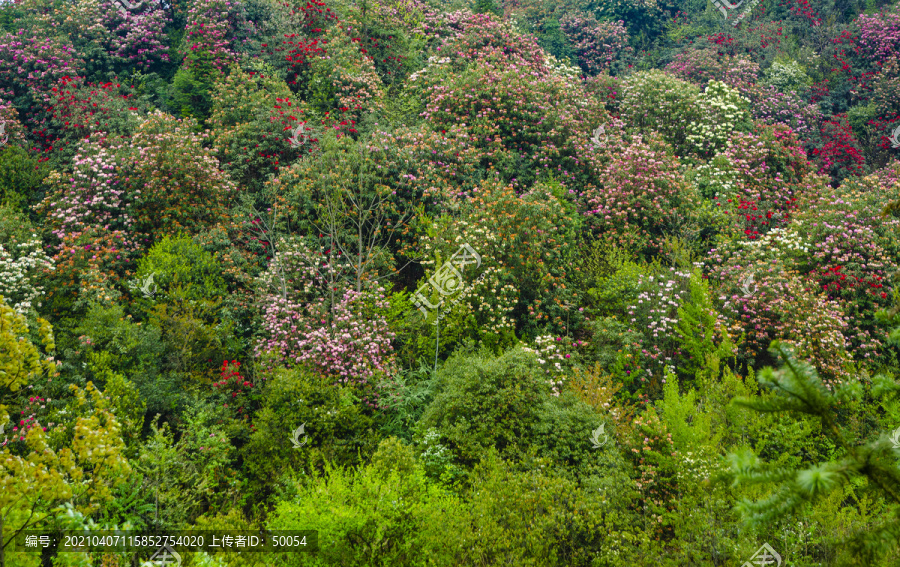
{"left": 255, "top": 237, "right": 397, "bottom": 388}
{"left": 37, "top": 133, "right": 135, "bottom": 241}
{"left": 409, "top": 40, "right": 608, "bottom": 193}
{"left": 856, "top": 5, "right": 900, "bottom": 61}
{"left": 582, "top": 131, "right": 700, "bottom": 255}
{"left": 559, "top": 13, "right": 633, "bottom": 75}
{"left": 178, "top": 0, "right": 241, "bottom": 70}
{"left": 0, "top": 31, "right": 81, "bottom": 142}
{"left": 100, "top": 0, "right": 171, "bottom": 69}
{"left": 38, "top": 113, "right": 236, "bottom": 253}
{"left": 736, "top": 81, "right": 823, "bottom": 137}
{"left": 664, "top": 48, "right": 760, "bottom": 89}
{"left": 434, "top": 11, "right": 548, "bottom": 72}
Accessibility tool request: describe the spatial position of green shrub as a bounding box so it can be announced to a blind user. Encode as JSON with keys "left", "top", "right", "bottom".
{"left": 239, "top": 366, "right": 384, "bottom": 509}
{"left": 134, "top": 235, "right": 227, "bottom": 303}
{"left": 419, "top": 345, "right": 633, "bottom": 482}
{"left": 266, "top": 437, "right": 465, "bottom": 567}
{"left": 0, "top": 145, "right": 46, "bottom": 210}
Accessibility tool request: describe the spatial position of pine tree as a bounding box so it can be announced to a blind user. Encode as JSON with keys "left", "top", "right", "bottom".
{"left": 725, "top": 341, "right": 900, "bottom": 565}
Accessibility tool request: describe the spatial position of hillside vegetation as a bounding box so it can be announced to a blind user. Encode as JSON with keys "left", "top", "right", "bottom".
{"left": 2, "top": 0, "right": 900, "bottom": 563}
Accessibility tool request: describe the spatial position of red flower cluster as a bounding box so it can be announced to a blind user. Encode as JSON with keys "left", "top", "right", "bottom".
{"left": 213, "top": 361, "right": 254, "bottom": 417}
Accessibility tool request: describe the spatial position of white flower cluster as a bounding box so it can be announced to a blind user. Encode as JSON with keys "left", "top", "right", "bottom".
{"left": 743, "top": 223, "right": 810, "bottom": 257}
{"left": 693, "top": 157, "right": 739, "bottom": 195}
{"left": 676, "top": 451, "right": 724, "bottom": 483}
{"left": 543, "top": 53, "right": 582, "bottom": 81}
{"left": 685, "top": 81, "right": 751, "bottom": 156}
{"left": 0, "top": 236, "right": 54, "bottom": 314}
{"left": 408, "top": 56, "right": 452, "bottom": 83}
{"left": 521, "top": 334, "right": 571, "bottom": 395}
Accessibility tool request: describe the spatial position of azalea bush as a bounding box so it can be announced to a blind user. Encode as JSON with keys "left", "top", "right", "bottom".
{"left": 559, "top": 12, "right": 633, "bottom": 76}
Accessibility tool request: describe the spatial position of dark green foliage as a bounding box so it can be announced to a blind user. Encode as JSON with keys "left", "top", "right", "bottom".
{"left": 725, "top": 341, "right": 900, "bottom": 564}
{"left": 419, "top": 345, "right": 632, "bottom": 484}
{"left": 171, "top": 53, "right": 218, "bottom": 123}
{"left": 239, "top": 366, "right": 384, "bottom": 509}
{"left": 535, "top": 17, "right": 577, "bottom": 65}
{"left": 0, "top": 145, "right": 45, "bottom": 211}
{"left": 474, "top": 0, "right": 502, "bottom": 16}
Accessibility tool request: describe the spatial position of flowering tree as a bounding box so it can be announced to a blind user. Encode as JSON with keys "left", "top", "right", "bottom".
{"left": 559, "top": 13, "right": 633, "bottom": 76}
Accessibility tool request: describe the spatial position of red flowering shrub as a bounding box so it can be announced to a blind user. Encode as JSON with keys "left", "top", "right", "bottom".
{"left": 811, "top": 114, "right": 866, "bottom": 184}
{"left": 212, "top": 360, "right": 255, "bottom": 420}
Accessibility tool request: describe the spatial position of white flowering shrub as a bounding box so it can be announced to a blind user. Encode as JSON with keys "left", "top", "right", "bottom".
{"left": 625, "top": 266, "right": 694, "bottom": 381}
{"left": 0, "top": 236, "right": 54, "bottom": 314}
{"left": 520, "top": 334, "right": 583, "bottom": 395}
{"left": 763, "top": 59, "right": 812, "bottom": 94}
{"left": 685, "top": 80, "right": 752, "bottom": 159}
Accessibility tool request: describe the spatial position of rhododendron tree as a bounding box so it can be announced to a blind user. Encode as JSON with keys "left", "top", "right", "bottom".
{"left": 583, "top": 131, "right": 701, "bottom": 255}
{"left": 618, "top": 70, "right": 702, "bottom": 157}
{"left": 736, "top": 81, "right": 823, "bottom": 138}
{"left": 255, "top": 238, "right": 398, "bottom": 391}
{"left": 664, "top": 48, "right": 760, "bottom": 89}
{"left": 811, "top": 114, "right": 866, "bottom": 183}
{"left": 307, "top": 19, "right": 388, "bottom": 120}
{"left": 700, "top": 123, "right": 824, "bottom": 242}
{"left": 559, "top": 13, "right": 633, "bottom": 76}
{"left": 38, "top": 75, "right": 151, "bottom": 168}
{"left": 0, "top": 234, "right": 53, "bottom": 315}
{"left": 410, "top": 40, "right": 609, "bottom": 192}
{"left": 418, "top": 178, "right": 584, "bottom": 338}
{"left": 684, "top": 80, "right": 753, "bottom": 161}
{"left": 0, "top": 31, "right": 82, "bottom": 147}
{"left": 206, "top": 64, "right": 312, "bottom": 194}
{"left": 178, "top": 0, "right": 242, "bottom": 71}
